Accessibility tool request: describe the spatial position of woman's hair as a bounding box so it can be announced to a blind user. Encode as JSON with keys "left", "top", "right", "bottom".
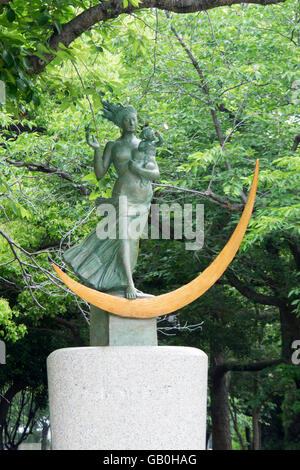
{"left": 101, "top": 100, "right": 136, "bottom": 128}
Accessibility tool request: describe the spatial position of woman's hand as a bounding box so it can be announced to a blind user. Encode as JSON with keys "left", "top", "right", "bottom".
{"left": 86, "top": 127, "right": 100, "bottom": 149}
{"left": 128, "top": 159, "right": 140, "bottom": 173}
{"left": 128, "top": 159, "right": 135, "bottom": 170}
{"left": 129, "top": 158, "right": 159, "bottom": 181}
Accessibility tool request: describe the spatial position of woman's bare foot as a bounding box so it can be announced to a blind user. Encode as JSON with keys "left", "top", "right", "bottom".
{"left": 135, "top": 289, "right": 154, "bottom": 298}
{"left": 126, "top": 285, "right": 137, "bottom": 299}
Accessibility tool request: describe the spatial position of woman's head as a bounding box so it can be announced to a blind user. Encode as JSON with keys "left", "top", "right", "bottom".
{"left": 101, "top": 101, "right": 137, "bottom": 131}
{"left": 121, "top": 111, "right": 138, "bottom": 133}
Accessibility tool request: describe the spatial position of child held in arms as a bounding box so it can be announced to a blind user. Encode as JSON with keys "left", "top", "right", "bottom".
{"left": 131, "top": 127, "right": 163, "bottom": 186}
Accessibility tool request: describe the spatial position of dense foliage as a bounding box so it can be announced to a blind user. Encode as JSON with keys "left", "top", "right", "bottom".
{"left": 0, "top": 0, "right": 299, "bottom": 450}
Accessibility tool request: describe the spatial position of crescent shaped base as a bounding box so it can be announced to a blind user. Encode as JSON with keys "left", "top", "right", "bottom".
{"left": 53, "top": 160, "right": 259, "bottom": 318}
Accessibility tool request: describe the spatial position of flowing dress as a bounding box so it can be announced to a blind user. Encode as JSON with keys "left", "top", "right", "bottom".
{"left": 63, "top": 190, "right": 152, "bottom": 296}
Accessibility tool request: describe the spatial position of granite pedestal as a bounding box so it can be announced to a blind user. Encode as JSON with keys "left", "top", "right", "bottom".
{"left": 47, "top": 346, "right": 208, "bottom": 450}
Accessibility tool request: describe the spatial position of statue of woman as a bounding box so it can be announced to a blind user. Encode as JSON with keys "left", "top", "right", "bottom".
{"left": 63, "top": 102, "right": 161, "bottom": 299}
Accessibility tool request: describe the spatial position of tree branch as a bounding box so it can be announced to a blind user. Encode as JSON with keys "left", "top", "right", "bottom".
{"left": 152, "top": 182, "right": 244, "bottom": 210}
{"left": 285, "top": 236, "right": 300, "bottom": 271}
{"left": 169, "top": 20, "right": 249, "bottom": 204}
{"left": 225, "top": 357, "right": 283, "bottom": 372}
{"left": 27, "top": 0, "right": 286, "bottom": 74}
{"left": 292, "top": 134, "right": 300, "bottom": 152}
{"left": 229, "top": 395, "right": 246, "bottom": 450}
{"left": 226, "top": 271, "right": 284, "bottom": 307}
{"left": 211, "top": 357, "right": 283, "bottom": 379}
{"left": 54, "top": 317, "right": 84, "bottom": 346}
{"left": 4, "top": 158, "right": 90, "bottom": 195}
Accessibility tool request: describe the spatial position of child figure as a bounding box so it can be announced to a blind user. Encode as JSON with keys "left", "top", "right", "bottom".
{"left": 131, "top": 127, "right": 163, "bottom": 187}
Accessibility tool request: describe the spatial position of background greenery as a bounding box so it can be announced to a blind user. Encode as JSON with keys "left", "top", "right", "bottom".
{"left": 0, "top": 0, "right": 299, "bottom": 450}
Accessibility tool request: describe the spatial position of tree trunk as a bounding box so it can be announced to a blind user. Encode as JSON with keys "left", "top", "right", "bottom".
{"left": 279, "top": 305, "right": 300, "bottom": 361}
{"left": 210, "top": 351, "right": 232, "bottom": 450}
{"left": 41, "top": 420, "right": 49, "bottom": 450}
{"left": 245, "top": 426, "right": 252, "bottom": 450}
{"left": 252, "top": 407, "right": 261, "bottom": 450}
{"left": 0, "top": 381, "right": 25, "bottom": 450}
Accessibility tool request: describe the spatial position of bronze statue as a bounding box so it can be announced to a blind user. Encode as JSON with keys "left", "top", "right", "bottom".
{"left": 63, "top": 102, "right": 161, "bottom": 299}
{"left": 55, "top": 101, "right": 259, "bottom": 320}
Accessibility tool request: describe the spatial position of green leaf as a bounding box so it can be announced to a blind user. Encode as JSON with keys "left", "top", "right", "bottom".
{"left": 21, "top": 56, "right": 31, "bottom": 70}
{"left": 37, "top": 12, "right": 51, "bottom": 26}
{"left": 2, "top": 49, "right": 14, "bottom": 68}
{"left": 16, "top": 78, "right": 28, "bottom": 92}
{"left": 6, "top": 6, "right": 16, "bottom": 23}
{"left": 89, "top": 188, "right": 101, "bottom": 201}
{"left": 32, "top": 94, "right": 41, "bottom": 106}
{"left": 24, "top": 89, "right": 33, "bottom": 103}
{"left": 53, "top": 20, "right": 62, "bottom": 34}
{"left": 19, "top": 205, "right": 31, "bottom": 219}
{"left": 82, "top": 172, "right": 98, "bottom": 184}
{"left": 37, "top": 43, "right": 52, "bottom": 54}
{"left": 129, "top": 0, "right": 141, "bottom": 6}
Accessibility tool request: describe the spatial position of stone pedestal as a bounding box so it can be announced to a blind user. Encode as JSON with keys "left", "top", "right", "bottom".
{"left": 90, "top": 306, "right": 158, "bottom": 346}
{"left": 47, "top": 346, "right": 208, "bottom": 450}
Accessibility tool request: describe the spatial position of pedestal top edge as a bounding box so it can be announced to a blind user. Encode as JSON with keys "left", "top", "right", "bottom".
{"left": 47, "top": 345, "right": 208, "bottom": 362}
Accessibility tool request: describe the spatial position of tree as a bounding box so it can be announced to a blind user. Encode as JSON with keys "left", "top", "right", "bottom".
{"left": 0, "top": 0, "right": 288, "bottom": 107}
{"left": 0, "top": 0, "right": 299, "bottom": 450}
{"left": 0, "top": 314, "right": 87, "bottom": 449}
{"left": 125, "top": 5, "right": 299, "bottom": 448}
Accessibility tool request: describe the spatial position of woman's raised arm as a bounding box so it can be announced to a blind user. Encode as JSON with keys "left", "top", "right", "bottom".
{"left": 86, "top": 129, "right": 113, "bottom": 180}
{"left": 94, "top": 141, "right": 114, "bottom": 180}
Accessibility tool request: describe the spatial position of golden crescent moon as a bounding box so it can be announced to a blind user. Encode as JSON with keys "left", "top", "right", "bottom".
{"left": 53, "top": 160, "right": 259, "bottom": 319}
